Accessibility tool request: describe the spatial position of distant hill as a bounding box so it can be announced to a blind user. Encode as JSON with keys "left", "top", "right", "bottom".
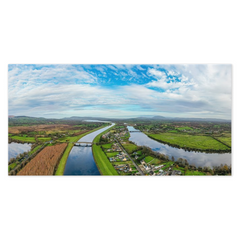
{"left": 152, "top": 116, "right": 166, "bottom": 119}
{"left": 9, "top": 115, "right": 231, "bottom": 123}
{"left": 171, "top": 117, "right": 231, "bottom": 122}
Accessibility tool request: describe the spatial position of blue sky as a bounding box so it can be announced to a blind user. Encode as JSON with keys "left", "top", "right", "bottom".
{"left": 8, "top": 64, "right": 232, "bottom": 119}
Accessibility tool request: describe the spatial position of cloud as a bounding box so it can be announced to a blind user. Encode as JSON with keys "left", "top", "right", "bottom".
{"left": 8, "top": 64, "right": 232, "bottom": 119}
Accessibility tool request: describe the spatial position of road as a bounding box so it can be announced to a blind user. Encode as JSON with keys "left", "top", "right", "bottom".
{"left": 114, "top": 137, "right": 144, "bottom": 175}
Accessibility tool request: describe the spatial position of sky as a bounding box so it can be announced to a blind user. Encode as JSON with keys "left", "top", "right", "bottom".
{"left": 8, "top": 64, "right": 232, "bottom": 119}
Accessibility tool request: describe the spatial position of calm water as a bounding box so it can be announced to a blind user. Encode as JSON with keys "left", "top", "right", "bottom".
{"left": 8, "top": 142, "right": 32, "bottom": 161}
{"left": 127, "top": 126, "right": 231, "bottom": 168}
{"left": 64, "top": 123, "right": 115, "bottom": 175}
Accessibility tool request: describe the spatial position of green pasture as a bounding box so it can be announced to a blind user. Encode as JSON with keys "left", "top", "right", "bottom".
{"left": 102, "top": 143, "right": 113, "bottom": 149}
{"left": 11, "top": 135, "right": 36, "bottom": 142}
{"left": 215, "top": 137, "right": 231, "bottom": 147}
{"left": 144, "top": 156, "right": 154, "bottom": 163}
{"left": 149, "top": 133, "right": 230, "bottom": 150}
{"left": 122, "top": 143, "right": 138, "bottom": 154}
{"left": 106, "top": 152, "right": 119, "bottom": 158}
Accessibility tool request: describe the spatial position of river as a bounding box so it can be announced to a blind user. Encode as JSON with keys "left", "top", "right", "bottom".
{"left": 63, "top": 123, "right": 115, "bottom": 175}
{"left": 127, "top": 126, "right": 231, "bottom": 168}
{"left": 8, "top": 142, "right": 32, "bottom": 162}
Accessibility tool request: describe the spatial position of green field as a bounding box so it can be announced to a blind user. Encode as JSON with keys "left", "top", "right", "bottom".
{"left": 11, "top": 135, "right": 36, "bottom": 142}
{"left": 122, "top": 143, "right": 138, "bottom": 154}
{"left": 113, "top": 160, "right": 132, "bottom": 165}
{"left": 92, "top": 145, "right": 118, "bottom": 175}
{"left": 144, "top": 156, "right": 154, "bottom": 163}
{"left": 168, "top": 130, "right": 179, "bottom": 133}
{"left": 185, "top": 170, "right": 206, "bottom": 176}
{"left": 106, "top": 152, "right": 119, "bottom": 158}
{"left": 37, "top": 137, "right": 52, "bottom": 142}
{"left": 215, "top": 137, "right": 231, "bottom": 147}
{"left": 149, "top": 133, "right": 230, "bottom": 151}
{"left": 102, "top": 143, "right": 113, "bottom": 149}
{"left": 148, "top": 158, "right": 161, "bottom": 165}
{"left": 177, "top": 126, "right": 193, "bottom": 131}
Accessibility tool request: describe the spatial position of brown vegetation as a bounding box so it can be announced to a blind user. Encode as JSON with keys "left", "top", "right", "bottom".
{"left": 17, "top": 143, "right": 67, "bottom": 175}
{"left": 9, "top": 124, "right": 75, "bottom": 134}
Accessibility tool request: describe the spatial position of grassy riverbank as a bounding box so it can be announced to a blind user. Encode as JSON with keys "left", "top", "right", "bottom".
{"left": 55, "top": 124, "right": 110, "bottom": 175}
{"left": 92, "top": 125, "right": 118, "bottom": 175}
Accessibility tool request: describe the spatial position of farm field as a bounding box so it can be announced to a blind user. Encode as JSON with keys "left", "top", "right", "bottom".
{"left": 11, "top": 135, "right": 36, "bottom": 142}
{"left": 122, "top": 143, "right": 139, "bottom": 154}
{"left": 106, "top": 152, "right": 119, "bottom": 158}
{"left": 38, "top": 137, "right": 52, "bottom": 142}
{"left": 102, "top": 143, "right": 113, "bottom": 149}
{"left": 215, "top": 137, "right": 231, "bottom": 147}
{"left": 17, "top": 143, "right": 67, "bottom": 175}
{"left": 149, "top": 133, "right": 230, "bottom": 151}
{"left": 144, "top": 156, "right": 154, "bottom": 163}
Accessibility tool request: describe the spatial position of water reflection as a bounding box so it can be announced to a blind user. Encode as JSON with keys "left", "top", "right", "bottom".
{"left": 8, "top": 142, "right": 32, "bottom": 161}
{"left": 127, "top": 126, "right": 231, "bottom": 168}
{"left": 64, "top": 147, "right": 100, "bottom": 175}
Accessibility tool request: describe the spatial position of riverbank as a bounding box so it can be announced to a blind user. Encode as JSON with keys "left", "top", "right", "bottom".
{"left": 92, "top": 125, "right": 118, "bottom": 175}
{"left": 55, "top": 124, "right": 110, "bottom": 175}
{"left": 127, "top": 126, "right": 231, "bottom": 174}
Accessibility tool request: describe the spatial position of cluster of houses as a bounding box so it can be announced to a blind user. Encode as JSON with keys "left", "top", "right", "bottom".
{"left": 102, "top": 132, "right": 111, "bottom": 140}
{"left": 114, "top": 164, "right": 132, "bottom": 173}
{"left": 138, "top": 158, "right": 182, "bottom": 176}
{"left": 106, "top": 143, "right": 121, "bottom": 152}
{"left": 114, "top": 129, "right": 128, "bottom": 140}
{"left": 109, "top": 151, "right": 128, "bottom": 162}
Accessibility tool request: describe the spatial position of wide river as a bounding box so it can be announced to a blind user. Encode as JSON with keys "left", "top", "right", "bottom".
{"left": 127, "top": 126, "right": 231, "bottom": 168}
{"left": 64, "top": 123, "right": 115, "bottom": 175}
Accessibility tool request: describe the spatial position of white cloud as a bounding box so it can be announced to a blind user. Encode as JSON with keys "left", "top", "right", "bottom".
{"left": 8, "top": 64, "right": 232, "bottom": 119}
